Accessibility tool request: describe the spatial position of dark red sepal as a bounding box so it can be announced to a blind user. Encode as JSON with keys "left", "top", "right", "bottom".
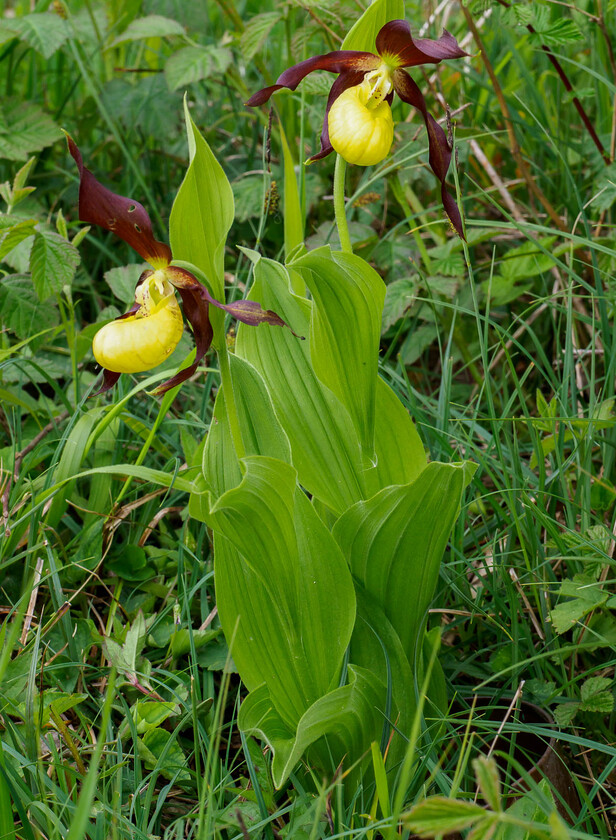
{"left": 166, "top": 266, "right": 299, "bottom": 335}
{"left": 152, "top": 288, "right": 214, "bottom": 395}
{"left": 94, "top": 369, "right": 121, "bottom": 396}
{"left": 393, "top": 69, "right": 464, "bottom": 237}
{"left": 308, "top": 69, "right": 368, "bottom": 163}
{"left": 246, "top": 52, "right": 379, "bottom": 106}
{"left": 65, "top": 134, "right": 172, "bottom": 268}
{"left": 376, "top": 21, "right": 467, "bottom": 68}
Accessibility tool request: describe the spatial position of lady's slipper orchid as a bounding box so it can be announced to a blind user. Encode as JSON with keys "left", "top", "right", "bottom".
{"left": 67, "top": 136, "right": 290, "bottom": 394}
{"left": 247, "top": 19, "right": 466, "bottom": 236}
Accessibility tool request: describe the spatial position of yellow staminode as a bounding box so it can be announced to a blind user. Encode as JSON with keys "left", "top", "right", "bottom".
{"left": 328, "top": 74, "right": 394, "bottom": 167}
{"left": 92, "top": 271, "right": 183, "bottom": 373}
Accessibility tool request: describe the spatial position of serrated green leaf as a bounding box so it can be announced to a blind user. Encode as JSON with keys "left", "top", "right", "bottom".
{"left": 553, "top": 702, "right": 579, "bottom": 727}
{"left": 528, "top": 18, "right": 582, "bottom": 47}
{"left": 30, "top": 230, "right": 80, "bottom": 301}
{"left": 240, "top": 12, "right": 282, "bottom": 60}
{"left": 0, "top": 100, "right": 62, "bottom": 162}
{"left": 110, "top": 14, "right": 185, "bottom": 45}
{"left": 342, "top": 0, "right": 405, "bottom": 51}
{"left": 0, "top": 13, "right": 68, "bottom": 59}
{"left": 549, "top": 573, "right": 609, "bottom": 634}
{"left": 381, "top": 274, "right": 418, "bottom": 331}
{"left": 165, "top": 45, "right": 232, "bottom": 91}
{"left": 579, "top": 676, "right": 614, "bottom": 713}
{"left": 0, "top": 274, "right": 59, "bottom": 339}
{"left": 405, "top": 797, "right": 488, "bottom": 834}
{"left": 500, "top": 237, "right": 557, "bottom": 280}
{"left": 0, "top": 219, "right": 36, "bottom": 261}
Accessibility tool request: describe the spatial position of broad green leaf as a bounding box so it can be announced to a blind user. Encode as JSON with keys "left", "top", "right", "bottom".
{"left": 500, "top": 237, "right": 557, "bottom": 280}
{"left": 239, "top": 665, "right": 385, "bottom": 789}
{"left": 235, "top": 253, "right": 425, "bottom": 508}
{"left": 0, "top": 13, "right": 68, "bottom": 59}
{"left": 334, "top": 462, "right": 469, "bottom": 664}
{"left": 350, "top": 584, "right": 416, "bottom": 751}
{"left": 0, "top": 275, "right": 60, "bottom": 340}
{"left": 110, "top": 14, "right": 185, "bottom": 45}
{"left": 0, "top": 100, "right": 62, "bottom": 162}
{"left": 209, "top": 457, "right": 355, "bottom": 728}
{"left": 30, "top": 230, "right": 80, "bottom": 301}
{"left": 371, "top": 377, "right": 427, "bottom": 489}
{"left": 240, "top": 11, "right": 282, "bottom": 60}
{"left": 341, "top": 0, "right": 405, "bottom": 51}
{"left": 235, "top": 255, "right": 367, "bottom": 513}
{"left": 138, "top": 729, "right": 191, "bottom": 781}
{"left": 170, "top": 102, "right": 234, "bottom": 336}
{"left": 165, "top": 45, "right": 232, "bottom": 91}
{"left": 103, "top": 263, "right": 144, "bottom": 304}
{"left": 292, "top": 247, "right": 385, "bottom": 460}
{"left": 132, "top": 700, "right": 178, "bottom": 734}
{"left": 279, "top": 122, "right": 304, "bottom": 264}
{"left": 549, "top": 574, "right": 608, "bottom": 634}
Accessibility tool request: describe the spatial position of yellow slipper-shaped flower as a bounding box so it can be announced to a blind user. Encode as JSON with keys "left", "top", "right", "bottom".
{"left": 92, "top": 272, "right": 183, "bottom": 374}
{"left": 328, "top": 79, "right": 394, "bottom": 167}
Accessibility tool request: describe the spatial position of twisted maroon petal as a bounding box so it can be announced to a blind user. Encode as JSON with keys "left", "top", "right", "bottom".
{"left": 66, "top": 134, "right": 172, "bottom": 268}
{"left": 393, "top": 69, "right": 464, "bottom": 237}
{"left": 307, "top": 69, "right": 369, "bottom": 163}
{"left": 376, "top": 20, "right": 467, "bottom": 68}
{"left": 166, "top": 266, "right": 298, "bottom": 334}
{"left": 152, "top": 288, "right": 214, "bottom": 395}
{"left": 246, "top": 51, "right": 380, "bottom": 106}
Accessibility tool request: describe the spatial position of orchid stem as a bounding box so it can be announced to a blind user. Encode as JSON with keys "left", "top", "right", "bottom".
{"left": 216, "top": 340, "right": 246, "bottom": 461}
{"left": 333, "top": 154, "right": 353, "bottom": 254}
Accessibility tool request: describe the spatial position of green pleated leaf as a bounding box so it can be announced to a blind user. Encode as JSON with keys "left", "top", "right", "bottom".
{"left": 207, "top": 457, "right": 356, "bottom": 728}
{"left": 334, "top": 462, "right": 470, "bottom": 665}
{"left": 240, "top": 665, "right": 386, "bottom": 789}
{"left": 279, "top": 122, "right": 304, "bottom": 265}
{"left": 235, "top": 255, "right": 367, "bottom": 514}
{"left": 169, "top": 101, "right": 234, "bottom": 335}
{"left": 292, "top": 247, "right": 385, "bottom": 461}
{"left": 371, "top": 377, "right": 427, "bottom": 490}
{"left": 341, "top": 0, "right": 405, "bottom": 51}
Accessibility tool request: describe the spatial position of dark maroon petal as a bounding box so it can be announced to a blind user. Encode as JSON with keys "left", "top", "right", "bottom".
{"left": 246, "top": 52, "right": 379, "bottom": 106}
{"left": 93, "top": 369, "right": 121, "bottom": 396}
{"left": 308, "top": 69, "right": 368, "bottom": 163}
{"left": 66, "top": 134, "right": 172, "bottom": 268}
{"left": 376, "top": 20, "right": 467, "bottom": 68}
{"left": 393, "top": 69, "right": 464, "bottom": 237}
{"left": 165, "top": 265, "right": 301, "bottom": 336}
{"left": 152, "top": 288, "right": 214, "bottom": 395}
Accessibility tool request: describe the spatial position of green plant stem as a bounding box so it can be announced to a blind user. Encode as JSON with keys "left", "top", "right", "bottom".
{"left": 216, "top": 339, "right": 246, "bottom": 460}
{"left": 333, "top": 154, "right": 353, "bottom": 254}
